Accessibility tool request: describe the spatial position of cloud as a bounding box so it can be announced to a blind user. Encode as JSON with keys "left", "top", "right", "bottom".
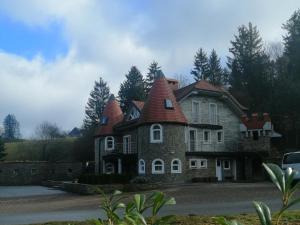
{"left": 0, "top": 0, "right": 299, "bottom": 137}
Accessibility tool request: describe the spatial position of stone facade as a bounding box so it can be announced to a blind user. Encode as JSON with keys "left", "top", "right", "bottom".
{"left": 0, "top": 162, "right": 82, "bottom": 185}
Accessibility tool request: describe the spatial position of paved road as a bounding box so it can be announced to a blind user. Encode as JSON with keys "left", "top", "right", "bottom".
{"left": 0, "top": 183, "right": 299, "bottom": 225}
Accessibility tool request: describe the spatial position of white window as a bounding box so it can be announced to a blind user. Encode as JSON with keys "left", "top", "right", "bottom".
{"left": 209, "top": 103, "right": 218, "bottom": 125}
{"left": 128, "top": 108, "right": 140, "bottom": 120}
{"left": 203, "top": 130, "right": 211, "bottom": 144}
{"left": 105, "top": 163, "right": 114, "bottom": 174}
{"left": 189, "top": 129, "right": 197, "bottom": 152}
{"left": 189, "top": 159, "right": 207, "bottom": 169}
{"left": 123, "top": 135, "right": 131, "bottom": 154}
{"left": 192, "top": 101, "right": 201, "bottom": 123}
{"left": 152, "top": 159, "right": 165, "bottom": 174}
{"left": 171, "top": 159, "right": 182, "bottom": 173}
{"left": 164, "top": 99, "right": 174, "bottom": 109}
{"left": 150, "top": 124, "right": 163, "bottom": 143}
{"left": 105, "top": 136, "right": 114, "bottom": 151}
{"left": 217, "top": 130, "right": 223, "bottom": 143}
{"left": 138, "top": 159, "right": 146, "bottom": 174}
{"left": 223, "top": 160, "right": 231, "bottom": 170}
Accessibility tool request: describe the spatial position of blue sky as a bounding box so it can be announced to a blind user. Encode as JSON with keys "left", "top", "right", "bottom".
{"left": 0, "top": 0, "right": 299, "bottom": 138}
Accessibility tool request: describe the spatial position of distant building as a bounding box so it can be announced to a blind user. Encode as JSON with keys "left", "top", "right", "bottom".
{"left": 68, "top": 127, "right": 82, "bottom": 137}
{"left": 94, "top": 75, "right": 280, "bottom": 183}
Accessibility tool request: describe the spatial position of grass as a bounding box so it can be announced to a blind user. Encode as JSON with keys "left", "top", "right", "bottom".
{"left": 26, "top": 211, "right": 300, "bottom": 225}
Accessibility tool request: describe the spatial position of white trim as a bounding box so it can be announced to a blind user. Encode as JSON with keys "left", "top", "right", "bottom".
{"left": 188, "top": 128, "right": 197, "bottom": 152}
{"left": 198, "top": 159, "right": 208, "bottom": 168}
{"left": 138, "top": 159, "right": 146, "bottom": 174}
{"left": 118, "top": 159, "right": 122, "bottom": 174}
{"left": 217, "top": 130, "right": 224, "bottom": 143}
{"left": 191, "top": 100, "right": 201, "bottom": 123}
{"left": 152, "top": 159, "right": 165, "bottom": 174}
{"left": 105, "top": 136, "right": 115, "bottom": 151}
{"left": 171, "top": 159, "right": 182, "bottom": 173}
{"left": 189, "top": 158, "right": 207, "bottom": 169}
{"left": 203, "top": 130, "right": 211, "bottom": 144}
{"left": 123, "top": 135, "right": 131, "bottom": 154}
{"left": 223, "top": 160, "right": 231, "bottom": 170}
{"left": 150, "top": 124, "right": 163, "bottom": 143}
{"left": 209, "top": 103, "right": 218, "bottom": 125}
{"left": 105, "top": 162, "right": 114, "bottom": 174}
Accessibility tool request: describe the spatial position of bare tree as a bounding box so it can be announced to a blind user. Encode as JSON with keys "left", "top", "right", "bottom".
{"left": 35, "top": 121, "right": 63, "bottom": 140}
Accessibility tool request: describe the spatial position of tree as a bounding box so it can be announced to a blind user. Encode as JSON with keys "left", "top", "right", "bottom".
{"left": 145, "top": 61, "right": 164, "bottom": 93}
{"left": 3, "top": 114, "right": 20, "bottom": 140}
{"left": 83, "top": 77, "right": 110, "bottom": 129}
{"left": 228, "top": 22, "right": 271, "bottom": 111}
{"left": 191, "top": 48, "right": 209, "bottom": 81}
{"left": 0, "top": 137, "right": 6, "bottom": 161}
{"left": 207, "top": 49, "right": 223, "bottom": 85}
{"left": 35, "top": 121, "right": 63, "bottom": 140}
{"left": 118, "top": 66, "right": 146, "bottom": 112}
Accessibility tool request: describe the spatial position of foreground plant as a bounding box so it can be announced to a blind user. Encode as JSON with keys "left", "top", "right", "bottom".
{"left": 93, "top": 190, "right": 176, "bottom": 225}
{"left": 217, "top": 163, "right": 300, "bottom": 225}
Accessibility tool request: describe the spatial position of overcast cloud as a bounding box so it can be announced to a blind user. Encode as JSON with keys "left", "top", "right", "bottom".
{"left": 0, "top": 0, "right": 299, "bottom": 137}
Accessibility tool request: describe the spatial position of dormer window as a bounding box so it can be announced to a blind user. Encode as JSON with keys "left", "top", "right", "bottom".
{"left": 100, "top": 116, "right": 108, "bottom": 125}
{"left": 164, "top": 99, "right": 174, "bottom": 109}
{"left": 128, "top": 107, "right": 140, "bottom": 120}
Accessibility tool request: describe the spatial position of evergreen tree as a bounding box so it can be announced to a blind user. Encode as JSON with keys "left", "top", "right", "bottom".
{"left": 83, "top": 77, "right": 110, "bottom": 129}
{"left": 208, "top": 49, "right": 223, "bottom": 85}
{"left": 0, "top": 137, "right": 6, "bottom": 161}
{"left": 228, "top": 22, "right": 271, "bottom": 111}
{"left": 118, "top": 66, "right": 146, "bottom": 112}
{"left": 3, "top": 114, "right": 20, "bottom": 140}
{"left": 145, "top": 61, "right": 164, "bottom": 93}
{"left": 191, "top": 48, "right": 209, "bottom": 81}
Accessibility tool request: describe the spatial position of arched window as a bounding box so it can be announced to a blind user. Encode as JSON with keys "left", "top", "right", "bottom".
{"left": 171, "top": 159, "right": 182, "bottom": 173}
{"left": 150, "top": 124, "right": 163, "bottom": 143}
{"left": 138, "top": 159, "right": 145, "bottom": 174}
{"left": 152, "top": 159, "right": 165, "bottom": 174}
{"left": 105, "top": 136, "right": 114, "bottom": 151}
{"left": 105, "top": 163, "right": 114, "bottom": 174}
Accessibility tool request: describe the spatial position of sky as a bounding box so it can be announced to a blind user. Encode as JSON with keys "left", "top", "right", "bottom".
{"left": 0, "top": 0, "right": 299, "bottom": 138}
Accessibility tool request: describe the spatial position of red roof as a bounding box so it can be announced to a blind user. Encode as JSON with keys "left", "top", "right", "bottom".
{"left": 132, "top": 100, "right": 144, "bottom": 111}
{"left": 95, "top": 95, "right": 124, "bottom": 136}
{"left": 139, "top": 76, "right": 187, "bottom": 124}
{"left": 241, "top": 113, "right": 271, "bottom": 129}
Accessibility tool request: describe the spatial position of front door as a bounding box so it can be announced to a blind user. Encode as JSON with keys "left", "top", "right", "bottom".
{"left": 216, "top": 159, "right": 222, "bottom": 181}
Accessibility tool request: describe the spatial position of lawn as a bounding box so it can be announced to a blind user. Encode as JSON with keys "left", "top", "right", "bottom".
{"left": 26, "top": 211, "right": 300, "bottom": 225}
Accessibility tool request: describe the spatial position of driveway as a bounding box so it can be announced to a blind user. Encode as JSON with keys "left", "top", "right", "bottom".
{"left": 0, "top": 183, "right": 299, "bottom": 225}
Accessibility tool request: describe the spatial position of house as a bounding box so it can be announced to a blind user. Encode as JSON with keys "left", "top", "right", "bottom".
{"left": 94, "top": 74, "right": 277, "bottom": 183}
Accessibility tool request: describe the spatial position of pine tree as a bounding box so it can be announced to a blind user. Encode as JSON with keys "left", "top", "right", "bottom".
{"left": 118, "top": 66, "right": 146, "bottom": 112}
{"left": 145, "top": 61, "right": 164, "bottom": 93}
{"left": 3, "top": 114, "right": 20, "bottom": 140}
{"left": 83, "top": 77, "right": 110, "bottom": 129}
{"left": 191, "top": 48, "right": 209, "bottom": 81}
{"left": 208, "top": 49, "right": 223, "bottom": 85}
{"left": 0, "top": 137, "right": 6, "bottom": 161}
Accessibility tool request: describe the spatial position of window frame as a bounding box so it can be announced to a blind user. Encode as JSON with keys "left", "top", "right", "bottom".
{"left": 105, "top": 136, "right": 115, "bottom": 151}
{"left": 105, "top": 162, "right": 114, "bottom": 174}
{"left": 189, "top": 159, "right": 207, "bottom": 169}
{"left": 223, "top": 160, "right": 231, "bottom": 170}
{"left": 171, "top": 159, "right": 182, "bottom": 174}
{"left": 209, "top": 103, "right": 218, "bottom": 125}
{"left": 192, "top": 100, "right": 201, "bottom": 123}
{"left": 203, "top": 130, "right": 211, "bottom": 144}
{"left": 188, "top": 128, "right": 198, "bottom": 152}
{"left": 217, "top": 130, "right": 224, "bottom": 143}
{"left": 152, "top": 159, "right": 165, "bottom": 174}
{"left": 138, "top": 159, "right": 146, "bottom": 174}
{"left": 150, "top": 124, "right": 163, "bottom": 143}
{"left": 123, "top": 135, "right": 131, "bottom": 154}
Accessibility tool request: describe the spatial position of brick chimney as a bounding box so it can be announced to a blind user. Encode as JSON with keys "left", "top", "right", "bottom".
{"left": 166, "top": 78, "right": 179, "bottom": 91}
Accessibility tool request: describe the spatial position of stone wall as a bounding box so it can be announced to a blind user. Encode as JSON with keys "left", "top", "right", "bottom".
{"left": 0, "top": 161, "right": 82, "bottom": 185}
{"left": 138, "top": 124, "right": 187, "bottom": 183}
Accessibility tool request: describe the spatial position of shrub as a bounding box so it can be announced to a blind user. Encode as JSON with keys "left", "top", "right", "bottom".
{"left": 130, "top": 176, "right": 150, "bottom": 184}
{"left": 78, "top": 174, "right": 133, "bottom": 185}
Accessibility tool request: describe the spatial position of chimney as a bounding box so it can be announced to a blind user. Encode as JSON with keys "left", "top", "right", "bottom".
{"left": 166, "top": 78, "right": 179, "bottom": 91}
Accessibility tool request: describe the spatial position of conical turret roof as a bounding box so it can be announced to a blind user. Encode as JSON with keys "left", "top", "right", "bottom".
{"left": 139, "top": 76, "right": 187, "bottom": 125}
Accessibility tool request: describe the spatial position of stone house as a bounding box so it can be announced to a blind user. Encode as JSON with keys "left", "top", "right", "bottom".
{"left": 94, "top": 74, "right": 278, "bottom": 183}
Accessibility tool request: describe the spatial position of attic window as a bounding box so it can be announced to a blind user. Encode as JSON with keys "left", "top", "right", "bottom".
{"left": 164, "top": 99, "right": 174, "bottom": 109}
{"left": 100, "top": 116, "right": 108, "bottom": 125}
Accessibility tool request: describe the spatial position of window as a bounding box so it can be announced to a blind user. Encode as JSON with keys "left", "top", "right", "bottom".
{"left": 150, "top": 124, "right": 163, "bottom": 143}
{"left": 13, "top": 169, "right": 19, "bottom": 176}
{"left": 217, "top": 131, "right": 223, "bottom": 143}
{"left": 138, "top": 159, "right": 145, "bottom": 174}
{"left": 203, "top": 130, "right": 211, "bottom": 144}
{"left": 152, "top": 159, "right": 165, "bottom": 174}
{"left": 209, "top": 103, "right": 218, "bottom": 124}
{"left": 171, "top": 159, "right": 182, "bottom": 173}
{"left": 189, "top": 159, "right": 207, "bottom": 169}
{"left": 100, "top": 116, "right": 108, "bottom": 125}
{"left": 164, "top": 99, "right": 174, "bottom": 109}
{"left": 105, "top": 163, "right": 114, "bottom": 174}
{"left": 31, "top": 168, "right": 37, "bottom": 175}
{"left": 68, "top": 168, "right": 73, "bottom": 174}
{"left": 192, "top": 101, "right": 200, "bottom": 123}
{"left": 128, "top": 108, "right": 140, "bottom": 120}
{"left": 189, "top": 129, "right": 197, "bottom": 152}
{"left": 105, "top": 136, "right": 115, "bottom": 150}
{"left": 253, "top": 131, "right": 259, "bottom": 140}
{"left": 123, "top": 135, "right": 131, "bottom": 154}
{"left": 223, "top": 160, "right": 231, "bottom": 170}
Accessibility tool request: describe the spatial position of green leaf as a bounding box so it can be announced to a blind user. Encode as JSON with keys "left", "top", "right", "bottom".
{"left": 253, "top": 201, "right": 272, "bottom": 225}
{"left": 263, "top": 163, "right": 285, "bottom": 193}
{"left": 215, "top": 217, "right": 244, "bottom": 225}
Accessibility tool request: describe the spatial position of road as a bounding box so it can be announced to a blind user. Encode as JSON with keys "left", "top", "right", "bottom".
{"left": 0, "top": 183, "right": 298, "bottom": 225}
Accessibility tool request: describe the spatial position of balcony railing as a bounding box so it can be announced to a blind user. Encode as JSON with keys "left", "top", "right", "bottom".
{"left": 103, "top": 142, "right": 137, "bottom": 155}
{"left": 189, "top": 113, "right": 220, "bottom": 125}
